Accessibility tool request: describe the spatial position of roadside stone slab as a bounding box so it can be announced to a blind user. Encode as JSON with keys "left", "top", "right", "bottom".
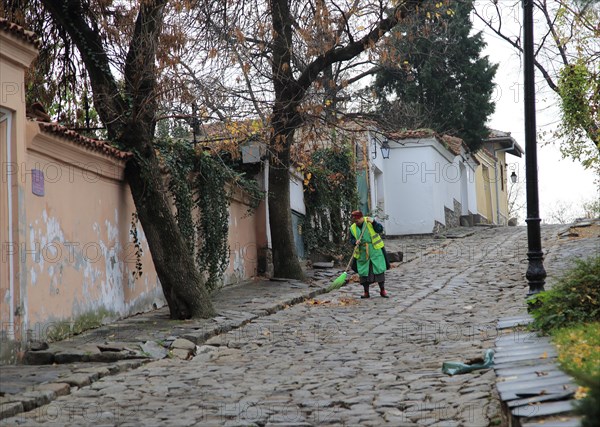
{"left": 34, "top": 382, "right": 71, "bottom": 397}
{"left": 140, "top": 341, "right": 168, "bottom": 359}
{"left": 22, "top": 350, "right": 55, "bottom": 365}
{"left": 497, "top": 369, "right": 572, "bottom": 385}
{"left": 0, "top": 402, "right": 23, "bottom": 420}
{"left": 59, "top": 373, "right": 93, "bottom": 388}
{"left": 497, "top": 375, "right": 576, "bottom": 401}
{"left": 507, "top": 391, "right": 575, "bottom": 409}
{"left": 521, "top": 417, "right": 582, "bottom": 427}
{"left": 513, "top": 400, "right": 577, "bottom": 419}
{"left": 170, "top": 338, "right": 196, "bottom": 352}
{"left": 19, "top": 390, "right": 55, "bottom": 411}
{"left": 496, "top": 315, "right": 533, "bottom": 330}
{"left": 495, "top": 308, "right": 584, "bottom": 427}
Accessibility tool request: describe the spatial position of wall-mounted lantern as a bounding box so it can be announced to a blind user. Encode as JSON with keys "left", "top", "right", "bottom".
{"left": 510, "top": 171, "right": 517, "bottom": 183}
{"left": 381, "top": 140, "right": 391, "bottom": 159}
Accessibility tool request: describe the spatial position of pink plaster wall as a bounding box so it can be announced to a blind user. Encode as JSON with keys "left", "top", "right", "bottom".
{"left": 23, "top": 123, "right": 165, "bottom": 331}
{"left": 226, "top": 197, "right": 258, "bottom": 284}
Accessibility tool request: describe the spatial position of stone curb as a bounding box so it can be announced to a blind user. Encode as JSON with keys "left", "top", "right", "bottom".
{"left": 0, "top": 360, "right": 144, "bottom": 421}
{"left": 494, "top": 316, "right": 581, "bottom": 427}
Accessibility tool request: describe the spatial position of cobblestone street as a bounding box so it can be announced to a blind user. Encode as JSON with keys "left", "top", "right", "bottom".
{"left": 3, "top": 224, "right": 593, "bottom": 426}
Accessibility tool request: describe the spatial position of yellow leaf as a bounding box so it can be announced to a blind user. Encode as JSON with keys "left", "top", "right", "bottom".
{"left": 540, "top": 352, "right": 548, "bottom": 359}
{"left": 575, "top": 386, "right": 589, "bottom": 400}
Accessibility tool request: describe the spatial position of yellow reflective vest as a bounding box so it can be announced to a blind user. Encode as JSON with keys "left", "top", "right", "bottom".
{"left": 350, "top": 218, "right": 384, "bottom": 260}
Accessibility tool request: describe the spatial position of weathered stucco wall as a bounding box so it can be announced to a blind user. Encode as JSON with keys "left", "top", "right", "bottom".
{"left": 474, "top": 151, "right": 499, "bottom": 224}
{"left": 22, "top": 122, "right": 165, "bottom": 339}
{"left": 1, "top": 27, "right": 39, "bottom": 361}
{"left": 226, "top": 193, "right": 258, "bottom": 284}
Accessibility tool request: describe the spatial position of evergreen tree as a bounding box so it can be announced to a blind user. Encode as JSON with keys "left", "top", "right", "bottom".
{"left": 373, "top": 0, "right": 497, "bottom": 151}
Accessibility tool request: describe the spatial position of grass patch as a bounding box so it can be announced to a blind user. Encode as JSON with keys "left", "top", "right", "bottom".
{"left": 553, "top": 322, "right": 600, "bottom": 379}
{"left": 529, "top": 256, "right": 600, "bottom": 333}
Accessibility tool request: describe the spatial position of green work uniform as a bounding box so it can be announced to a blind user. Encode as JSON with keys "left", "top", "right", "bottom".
{"left": 350, "top": 220, "right": 386, "bottom": 277}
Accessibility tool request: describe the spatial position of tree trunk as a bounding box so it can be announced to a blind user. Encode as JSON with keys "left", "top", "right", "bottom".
{"left": 268, "top": 0, "right": 306, "bottom": 280}
{"left": 125, "top": 151, "right": 216, "bottom": 319}
{"left": 268, "top": 133, "right": 305, "bottom": 280}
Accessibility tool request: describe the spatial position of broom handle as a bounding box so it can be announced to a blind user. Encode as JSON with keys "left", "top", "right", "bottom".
{"left": 344, "top": 221, "right": 369, "bottom": 272}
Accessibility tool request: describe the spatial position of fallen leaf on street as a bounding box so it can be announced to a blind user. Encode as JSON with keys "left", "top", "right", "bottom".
{"left": 306, "top": 299, "right": 331, "bottom": 305}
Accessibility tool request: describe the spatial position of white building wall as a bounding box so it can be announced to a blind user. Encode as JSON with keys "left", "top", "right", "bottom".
{"left": 289, "top": 168, "right": 306, "bottom": 215}
{"left": 381, "top": 138, "right": 478, "bottom": 235}
{"left": 382, "top": 144, "right": 438, "bottom": 235}
{"left": 466, "top": 163, "right": 478, "bottom": 214}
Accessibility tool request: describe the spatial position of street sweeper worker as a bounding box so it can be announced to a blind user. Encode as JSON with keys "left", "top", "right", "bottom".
{"left": 349, "top": 210, "right": 389, "bottom": 299}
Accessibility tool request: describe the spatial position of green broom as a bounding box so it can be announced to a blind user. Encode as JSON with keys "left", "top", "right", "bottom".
{"left": 326, "top": 224, "right": 367, "bottom": 292}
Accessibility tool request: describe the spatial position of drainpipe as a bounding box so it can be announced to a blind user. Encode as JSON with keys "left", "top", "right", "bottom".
{"left": 264, "top": 158, "right": 271, "bottom": 249}
{"left": 366, "top": 130, "right": 375, "bottom": 215}
{"left": 1, "top": 111, "right": 15, "bottom": 340}
{"left": 493, "top": 141, "right": 516, "bottom": 225}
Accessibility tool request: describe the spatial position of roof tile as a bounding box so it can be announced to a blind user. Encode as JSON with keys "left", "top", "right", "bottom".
{"left": 0, "top": 18, "right": 41, "bottom": 48}
{"left": 35, "top": 120, "right": 131, "bottom": 161}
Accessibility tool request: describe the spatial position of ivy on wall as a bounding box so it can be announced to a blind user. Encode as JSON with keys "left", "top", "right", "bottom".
{"left": 156, "top": 138, "right": 263, "bottom": 291}
{"left": 301, "top": 144, "right": 358, "bottom": 261}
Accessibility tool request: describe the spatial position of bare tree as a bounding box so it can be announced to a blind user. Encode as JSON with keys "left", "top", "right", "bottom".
{"left": 474, "top": 0, "right": 599, "bottom": 170}
{"left": 35, "top": 0, "right": 216, "bottom": 319}
{"left": 188, "top": 0, "right": 429, "bottom": 279}
{"left": 545, "top": 201, "right": 577, "bottom": 224}
{"left": 507, "top": 176, "right": 526, "bottom": 223}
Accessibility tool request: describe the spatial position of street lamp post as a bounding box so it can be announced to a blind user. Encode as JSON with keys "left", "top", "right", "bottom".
{"left": 522, "top": 0, "right": 546, "bottom": 297}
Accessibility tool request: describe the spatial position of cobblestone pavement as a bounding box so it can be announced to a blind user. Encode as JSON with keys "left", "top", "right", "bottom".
{"left": 2, "top": 224, "right": 592, "bottom": 427}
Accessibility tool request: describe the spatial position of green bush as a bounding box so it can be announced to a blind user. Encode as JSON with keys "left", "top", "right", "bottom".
{"left": 575, "top": 374, "right": 600, "bottom": 427}
{"left": 529, "top": 256, "right": 600, "bottom": 333}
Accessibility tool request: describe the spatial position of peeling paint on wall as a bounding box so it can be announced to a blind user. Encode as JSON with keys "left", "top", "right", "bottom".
{"left": 25, "top": 203, "right": 165, "bottom": 331}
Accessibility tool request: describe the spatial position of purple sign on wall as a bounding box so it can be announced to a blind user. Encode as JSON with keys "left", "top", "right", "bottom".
{"left": 32, "top": 169, "right": 44, "bottom": 196}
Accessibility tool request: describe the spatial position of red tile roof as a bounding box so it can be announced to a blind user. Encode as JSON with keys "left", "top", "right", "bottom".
{"left": 34, "top": 120, "right": 131, "bottom": 160}
{"left": 0, "top": 18, "right": 41, "bottom": 48}
{"left": 386, "top": 129, "right": 436, "bottom": 140}
{"left": 440, "top": 135, "right": 466, "bottom": 156}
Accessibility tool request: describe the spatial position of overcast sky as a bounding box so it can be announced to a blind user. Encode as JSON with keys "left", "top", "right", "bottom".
{"left": 472, "top": 1, "right": 599, "bottom": 222}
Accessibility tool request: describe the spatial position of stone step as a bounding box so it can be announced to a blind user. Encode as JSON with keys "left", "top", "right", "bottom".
{"left": 495, "top": 363, "right": 562, "bottom": 377}
{"left": 506, "top": 391, "right": 574, "bottom": 409}
{"left": 512, "top": 400, "right": 577, "bottom": 419}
